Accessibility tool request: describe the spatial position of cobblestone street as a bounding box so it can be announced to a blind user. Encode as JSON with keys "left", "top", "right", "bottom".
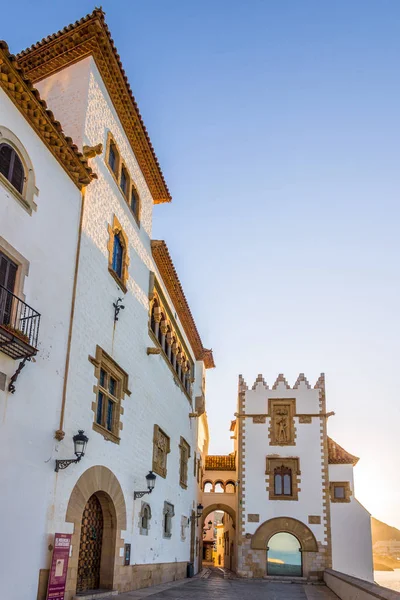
{"left": 105, "top": 569, "right": 339, "bottom": 600}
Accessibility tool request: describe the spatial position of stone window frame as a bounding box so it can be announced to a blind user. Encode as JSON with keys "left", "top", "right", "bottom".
{"left": 138, "top": 502, "right": 152, "bottom": 536}
{"left": 330, "top": 481, "right": 351, "bottom": 503}
{"left": 179, "top": 436, "right": 191, "bottom": 489}
{"left": 163, "top": 501, "right": 175, "bottom": 539}
{"left": 0, "top": 237, "right": 29, "bottom": 302}
{"left": 148, "top": 283, "right": 194, "bottom": 402}
{"left": 268, "top": 398, "right": 297, "bottom": 446}
{"left": 266, "top": 456, "right": 301, "bottom": 501}
{"left": 89, "top": 345, "right": 130, "bottom": 444}
{"left": 107, "top": 214, "right": 130, "bottom": 293}
{"left": 152, "top": 424, "right": 171, "bottom": 478}
{"left": 105, "top": 131, "right": 141, "bottom": 226}
{"left": 0, "top": 126, "right": 38, "bottom": 215}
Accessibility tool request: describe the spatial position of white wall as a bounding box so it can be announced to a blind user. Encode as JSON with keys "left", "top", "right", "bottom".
{"left": 37, "top": 58, "right": 204, "bottom": 571}
{"left": 330, "top": 464, "right": 374, "bottom": 581}
{"left": 0, "top": 90, "right": 81, "bottom": 600}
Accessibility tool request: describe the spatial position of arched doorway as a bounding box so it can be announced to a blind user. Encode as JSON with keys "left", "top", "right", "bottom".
{"left": 77, "top": 494, "right": 104, "bottom": 592}
{"left": 64, "top": 466, "right": 127, "bottom": 597}
{"left": 267, "top": 532, "right": 302, "bottom": 577}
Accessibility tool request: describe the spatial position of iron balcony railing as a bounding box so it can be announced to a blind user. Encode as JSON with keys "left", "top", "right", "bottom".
{"left": 0, "top": 283, "right": 40, "bottom": 359}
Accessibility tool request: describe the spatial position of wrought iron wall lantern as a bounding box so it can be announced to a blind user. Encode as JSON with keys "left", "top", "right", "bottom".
{"left": 55, "top": 430, "right": 89, "bottom": 472}
{"left": 190, "top": 503, "right": 204, "bottom": 525}
{"left": 134, "top": 471, "right": 156, "bottom": 499}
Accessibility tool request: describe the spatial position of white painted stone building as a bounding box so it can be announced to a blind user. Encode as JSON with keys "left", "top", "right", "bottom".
{"left": 202, "top": 373, "right": 373, "bottom": 582}
{"left": 0, "top": 40, "right": 95, "bottom": 600}
{"left": 0, "top": 11, "right": 214, "bottom": 600}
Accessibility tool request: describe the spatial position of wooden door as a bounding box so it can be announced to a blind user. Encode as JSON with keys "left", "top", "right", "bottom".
{"left": 76, "top": 495, "right": 104, "bottom": 592}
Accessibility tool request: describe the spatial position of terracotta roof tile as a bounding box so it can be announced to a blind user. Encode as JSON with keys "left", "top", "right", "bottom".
{"left": 16, "top": 8, "right": 171, "bottom": 203}
{"left": 151, "top": 240, "right": 215, "bottom": 368}
{"left": 328, "top": 437, "right": 359, "bottom": 466}
{"left": 0, "top": 41, "right": 95, "bottom": 188}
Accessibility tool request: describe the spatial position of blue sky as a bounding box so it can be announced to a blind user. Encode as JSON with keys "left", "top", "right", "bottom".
{"left": 3, "top": 1, "right": 400, "bottom": 527}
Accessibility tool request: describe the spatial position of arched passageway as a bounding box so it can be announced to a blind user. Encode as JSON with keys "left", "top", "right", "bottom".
{"left": 267, "top": 532, "right": 302, "bottom": 577}
{"left": 200, "top": 503, "right": 237, "bottom": 573}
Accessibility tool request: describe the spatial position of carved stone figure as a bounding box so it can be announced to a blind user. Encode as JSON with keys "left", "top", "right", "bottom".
{"left": 275, "top": 408, "right": 289, "bottom": 443}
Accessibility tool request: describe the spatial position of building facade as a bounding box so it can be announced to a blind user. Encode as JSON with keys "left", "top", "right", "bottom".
{"left": 0, "top": 10, "right": 214, "bottom": 600}
{"left": 0, "top": 40, "right": 95, "bottom": 600}
{"left": 201, "top": 372, "right": 373, "bottom": 582}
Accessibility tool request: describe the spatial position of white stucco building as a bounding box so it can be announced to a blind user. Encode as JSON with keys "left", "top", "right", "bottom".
{"left": 0, "top": 10, "right": 214, "bottom": 600}
{"left": 201, "top": 372, "right": 373, "bottom": 582}
{"left": 0, "top": 39, "right": 95, "bottom": 600}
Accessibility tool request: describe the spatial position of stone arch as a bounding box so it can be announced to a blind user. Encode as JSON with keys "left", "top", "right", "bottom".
{"left": 65, "top": 466, "right": 127, "bottom": 597}
{"left": 202, "top": 503, "right": 236, "bottom": 526}
{"left": 251, "top": 516, "right": 318, "bottom": 552}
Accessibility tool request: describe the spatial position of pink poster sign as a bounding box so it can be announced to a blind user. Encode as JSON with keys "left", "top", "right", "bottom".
{"left": 46, "top": 533, "right": 72, "bottom": 600}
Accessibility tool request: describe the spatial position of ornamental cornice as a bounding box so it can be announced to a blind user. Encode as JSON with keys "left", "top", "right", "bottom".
{"left": 151, "top": 240, "right": 215, "bottom": 368}
{"left": 16, "top": 8, "right": 171, "bottom": 204}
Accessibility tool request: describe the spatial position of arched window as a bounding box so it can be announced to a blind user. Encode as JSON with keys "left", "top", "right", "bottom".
{"left": 274, "top": 466, "right": 292, "bottom": 496}
{"left": 214, "top": 481, "right": 224, "bottom": 493}
{"left": 203, "top": 481, "right": 213, "bottom": 493}
{"left": 225, "top": 481, "right": 236, "bottom": 494}
{"left": 130, "top": 185, "right": 140, "bottom": 221}
{"left": 142, "top": 505, "right": 149, "bottom": 530}
{"left": 108, "top": 140, "right": 119, "bottom": 176}
{"left": 112, "top": 234, "right": 124, "bottom": 279}
{"left": 0, "top": 143, "right": 24, "bottom": 194}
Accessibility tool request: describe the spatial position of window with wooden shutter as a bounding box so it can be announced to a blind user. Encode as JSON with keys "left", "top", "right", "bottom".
{"left": 0, "top": 252, "right": 18, "bottom": 326}
{"left": 0, "top": 144, "right": 24, "bottom": 194}
{"left": 179, "top": 437, "right": 190, "bottom": 489}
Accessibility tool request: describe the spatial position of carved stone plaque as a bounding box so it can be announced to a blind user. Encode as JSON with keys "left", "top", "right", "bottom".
{"left": 252, "top": 415, "right": 266, "bottom": 424}
{"left": 152, "top": 425, "right": 170, "bottom": 478}
{"left": 268, "top": 399, "right": 296, "bottom": 445}
{"left": 299, "top": 415, "right": 312, "bottom": 424}
{"left": 247, "top": 514, "right": 260, "bottom": 523}
{"left": 308, "top": 515, "right": 321, "bottom": 524}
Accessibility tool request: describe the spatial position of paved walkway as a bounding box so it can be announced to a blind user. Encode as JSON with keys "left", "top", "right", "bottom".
{"left": 102, "top": 569, "right": 339, "bottom": 600}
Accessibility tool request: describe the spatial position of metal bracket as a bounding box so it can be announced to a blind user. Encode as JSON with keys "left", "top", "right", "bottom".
{"left": 113, "top": 297, "right": 125, "bottom": 322}
{"left": 134, "top": 490, "right": 152, "bottom": 500}
{"left": 55, "top": 457, "right": 80, "bottom": 473}
{"left": 8, "top": 356, "right": 31, "bottom": 394}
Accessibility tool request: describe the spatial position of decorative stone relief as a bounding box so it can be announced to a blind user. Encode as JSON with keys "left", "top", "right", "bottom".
{"left": 299, "top": 415, "right": 312, "bottom": 424}
{"left": 252, "top": 415, "right": 266, "bottom": 424}
{"left": 152, "top": 425, "right": 170, "bottom": 478}
{"left": 268, "top": 399, "right": 296, "bottom": 446}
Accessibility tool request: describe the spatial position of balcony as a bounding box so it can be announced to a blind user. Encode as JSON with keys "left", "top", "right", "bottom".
{"left": 0, "top": 284, "right": 40, "bottom": 360}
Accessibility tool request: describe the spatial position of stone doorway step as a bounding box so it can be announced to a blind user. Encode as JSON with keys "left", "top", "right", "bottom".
{"left": 73, "top": 590, "right": 118, "bottom": 599}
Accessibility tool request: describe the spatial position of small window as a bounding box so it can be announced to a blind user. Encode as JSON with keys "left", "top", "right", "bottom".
{"left": 334, "top": 486, "right": 345, "bottom": 499}
{"left": 139, "top": 502, "right": 151, "bottom": 535}
{"left": 96, "top": 367, "right": 119, "bottom": 434}
{"left": 163, "top": 502, "right": 174, "bottom": 538}
{"left": 120, "top": 165, "right": 129, "bottom": 198}
{"left": 130, "top": 186, "right": 140, "bottom": 220}
{"left": 179, "top": 437, "right": 190, "bottom": 489}
{"left": 112, "top": 235, "right": 124, "bottom": 279}
{"left": 274, "top": 466, "right": 292, "bottom": 496}
{"left": 330, "top": 482, "right": 350, "bottom": 502}
{"left": 0, "top": 143, "right": 24, "bottom": 194}
{"left": 108, "top": 141, "right": 119, "bottom": 175}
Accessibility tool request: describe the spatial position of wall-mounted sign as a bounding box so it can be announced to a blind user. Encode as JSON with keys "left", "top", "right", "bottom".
{"left": 46, "top": 533, "right": 72, "bottom": 600}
